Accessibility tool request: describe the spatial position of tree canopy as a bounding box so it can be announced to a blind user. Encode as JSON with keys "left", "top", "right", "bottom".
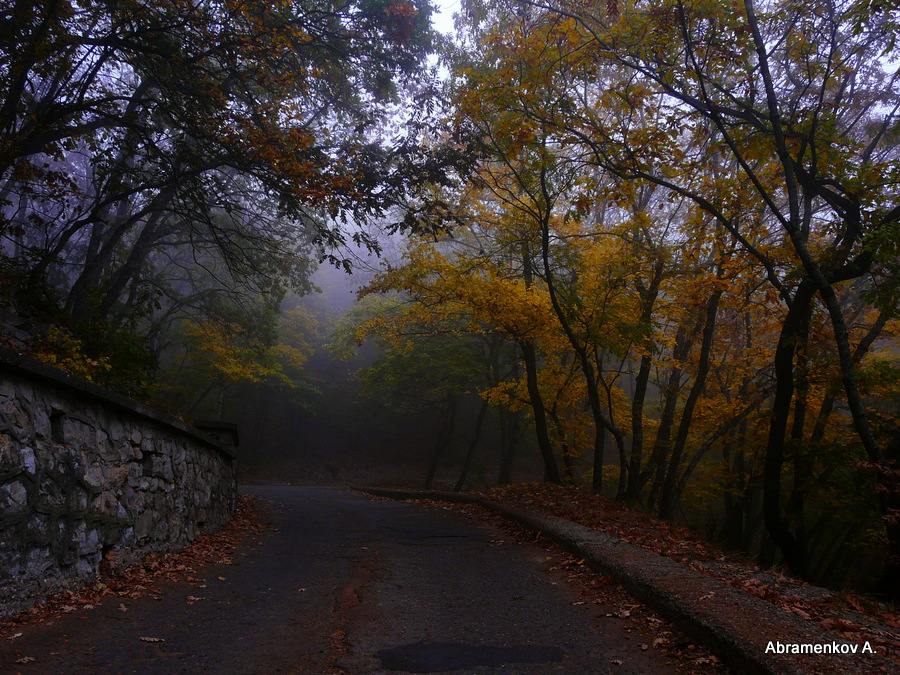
{"left": 350, "top": 0, "right": 900, "bottom": 596}
{"left": 0, "top": 0, "right": 436, "bottom": 382}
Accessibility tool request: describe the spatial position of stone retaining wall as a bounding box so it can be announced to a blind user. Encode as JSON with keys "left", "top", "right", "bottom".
{"left": 0, "top": 348, "right": 237, "bottom": 619}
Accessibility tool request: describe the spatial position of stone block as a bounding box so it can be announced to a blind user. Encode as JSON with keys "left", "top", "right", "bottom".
{"left": 152, "top": 455, "right": 174, "bottom": 483}
{"left": 74, "top": 555, "right": 97, "bottom": 577}
{"left": 107, "top": 418, "right": 125, "bottom": 443}
{"left": 83, "top": 465, "right": 105, "bottom": 489}
{"left": 73, "top": 523, "right": 100, "bottom": 555}
{"left": 0, "top": 435, "right": 18, "bottom": 473}
{"left": 25, "top": 515, "right": 50, "bottom": 546}
{"left": 31, "top": 407, "right": 51, "bottom": 443}
{"left": 68, "top": 485, "right": 88, "bottom": 513}
{"left": 105, "top": 464, "right": 129, "bottom": 487}
{"left": 37, "top": 474, "right": 66, "bottom": 512}
{"left": 3, "top": 401, "right": 30, "bottom": 441}
{"left": 20, "top": 447, "right": 36, "bottom": 474}
{"left": 0, "top": 482, "right": 28, "bottom": 515}
{"left": 134, "top": 510, "right": 155, "bottom": 540}
{"left": 90, "top": 491, "right": 125, "bottom": 518}
{"left": 25, "top": 547, "right": 52, "bottom": 578}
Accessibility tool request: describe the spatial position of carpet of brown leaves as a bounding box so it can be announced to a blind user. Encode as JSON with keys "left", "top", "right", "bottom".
{"left": 0, "top": 493, "right": 263, "bottom": 638}
{"left": 469, "top": 483, "right": 900, "bottom": 667}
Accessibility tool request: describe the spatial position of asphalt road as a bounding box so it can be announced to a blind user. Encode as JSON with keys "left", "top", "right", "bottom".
{"left": 0, "top": 486, "right": 677, "bottom": 674}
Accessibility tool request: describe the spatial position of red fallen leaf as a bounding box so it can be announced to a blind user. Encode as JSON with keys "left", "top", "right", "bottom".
{"left": 791, "top": 606, "right": 811, "bottom": 620}
{"left": 846, "top": 595, "right": 866, "bottom": 613}
{"left": 822, "top": 618, "right": 859, "bottom": 632}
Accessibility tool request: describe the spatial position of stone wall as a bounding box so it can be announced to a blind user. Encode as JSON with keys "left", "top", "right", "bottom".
{"left": 0, "top": 348, "right": 237, "bottom": 619}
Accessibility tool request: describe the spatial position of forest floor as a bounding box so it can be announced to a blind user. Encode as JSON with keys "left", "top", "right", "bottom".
{"left": 439, "top": 483, "right": 900, "bottom": 669}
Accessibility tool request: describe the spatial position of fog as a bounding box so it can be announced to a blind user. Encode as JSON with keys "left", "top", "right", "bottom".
{"left": 223, "top": 230, "right": 546, "bottom": 489}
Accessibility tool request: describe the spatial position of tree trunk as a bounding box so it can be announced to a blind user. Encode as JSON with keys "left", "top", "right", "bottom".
{"left": 454, "top": 398, "right": 489, "bottom": 492}
{"left": 875, "top": 432, "right": 900, "bottom": 600}
{"left": 519, "top": 339, "right": 561, "bottom": 484}
{"left": 498, "top": 408, "right": 520, "bottom": 485}
{"left": 98, "top": 209, "right": 171, "bottom": 317}
{"left": 786, "top": 317, "right": 811, "bottom": 556}
{"left": 550, "top": 406, "right": 576, "bottom": 483}
{"left": 626, "top": 261, "right": 663, "bottom": 501}
{"left": 592, "top": 423, "right": 606, "bottom": 493}
{"left": 626, "top": 352, "right": 653, "bottom": 499}
{"left": 492, "top": 339, "right": 519, "bottom": 486}
{"left": 645, "top": 323, "right": 694, "bottom": 509}
{"left": 425, "top": 398, "right": 456, "bottom": 489}
{"left": 761, "top": 278, "right": 817, "bottom": 578}
{"left": 659, "top": 290, "right": 722, "bottom": 519}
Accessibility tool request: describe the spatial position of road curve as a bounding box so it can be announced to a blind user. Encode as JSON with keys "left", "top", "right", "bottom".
{"left": 0, "top": 486, "right": 676, "bottom": 674}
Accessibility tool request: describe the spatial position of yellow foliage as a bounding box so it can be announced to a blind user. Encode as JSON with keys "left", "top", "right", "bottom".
{"left": 33, "top": 327, "right": 112, "bottom": 383}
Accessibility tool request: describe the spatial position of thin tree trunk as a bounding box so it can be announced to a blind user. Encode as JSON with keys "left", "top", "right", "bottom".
{"left": 646, "top": 323, "right": 696, "bottom": 509}
{"left": 786, "top": 315, "right": 812, "bottom": 555}
{"left": 425, "top": 398, "right": 457, "bottom": 490}
{"left": 454, "top": 398, "right": 489, "bottom": 492}
{"left": 520, "top": 339, "right": 561, "bottom": 483}
{"left": 498, "top": 408, "right": 520, "bottom": 485}
{"left": 626, "top": 261, "right": 663, "bottom": 501}
{"left": 592, "top": 423, "right": 606, "bottom": 492}
{"left": 659, "top": 289, "right": 722, "bottom": 520}
{"left": 549, "top": 406, "right": 576, "bottom": 483}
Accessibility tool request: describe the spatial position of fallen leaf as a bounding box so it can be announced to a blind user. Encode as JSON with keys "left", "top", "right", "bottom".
{"left": 847, "top": 595, "right": 866, "bottom": 613}
{"left": 118, "top": 604, "right": 128, "bottom": 612}
{"left": 139, "top": 637, "right": 164, "bottom": 643}
{"left": 792, "top": 606, "right": 811, "bottom": 620}
{"left": 15, "top": 656, "right": 35, "bottom": 664}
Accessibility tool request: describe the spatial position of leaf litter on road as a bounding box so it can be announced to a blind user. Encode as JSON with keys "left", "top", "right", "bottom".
{"left": 0, "top": 494, "right": 267, "bottom": 637}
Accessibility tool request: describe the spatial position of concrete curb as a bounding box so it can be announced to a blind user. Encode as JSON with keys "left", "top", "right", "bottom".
{"left": 355, "top": 487, "right": 893, "bottom": 675}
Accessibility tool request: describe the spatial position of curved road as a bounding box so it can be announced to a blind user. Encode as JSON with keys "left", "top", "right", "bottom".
{"left": 1, "top": 486, "right": 677, "bottom": 673}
